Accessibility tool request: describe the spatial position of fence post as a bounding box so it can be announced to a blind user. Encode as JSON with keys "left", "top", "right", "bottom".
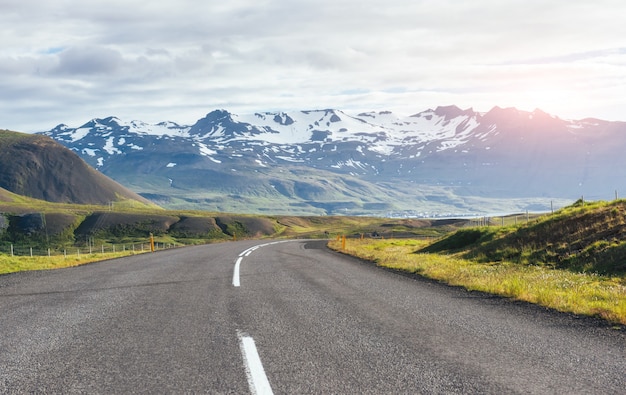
{"left": 11, "top": 244, "right": 14, "bottom": 257}
{"left": 48, "top": 248, "right": 51, "bottom": 258}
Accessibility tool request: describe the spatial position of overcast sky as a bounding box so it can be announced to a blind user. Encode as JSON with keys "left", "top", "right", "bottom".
{"left": 2, "top": 0, "right": 626, "bottom": 132}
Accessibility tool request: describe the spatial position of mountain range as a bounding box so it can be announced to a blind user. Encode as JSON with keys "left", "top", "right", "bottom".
{"left": 37, "top": 105, "right": 626, "bottom": 216}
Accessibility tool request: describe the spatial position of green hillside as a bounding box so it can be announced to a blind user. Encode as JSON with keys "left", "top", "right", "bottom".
{"left": 422, "top": 199, "right": 626, "bottom": 275}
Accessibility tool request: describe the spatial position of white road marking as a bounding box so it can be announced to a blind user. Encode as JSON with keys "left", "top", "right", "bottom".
{"left": 233, "top": 240, "right": 295, "bottom": 287}
{"left": 233, "top": 257, "right": 242, "bottom": 287}
{"left": 233, "top": 241, "right": 301, "bottom": 392}
{"left": 238, "top": 332, "right": 273, "bottom": 395}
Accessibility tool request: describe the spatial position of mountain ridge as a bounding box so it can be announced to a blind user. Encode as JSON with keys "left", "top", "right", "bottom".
{"left": 37, "top": 106, "right": 626, "bottom": 216}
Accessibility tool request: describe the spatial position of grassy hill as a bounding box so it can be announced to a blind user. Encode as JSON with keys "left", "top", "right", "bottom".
{"left": 421, "top": 199, "right": 626, "bottom": 275}
{"left": 0, "top": 130, "right": 155, "bottom": 206}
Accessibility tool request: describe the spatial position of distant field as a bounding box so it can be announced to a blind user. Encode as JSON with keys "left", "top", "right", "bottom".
{"left": 0, "top": 189, "right": 465, "bottom": 243}
{"left": 1, "top": 196, "right": 466, "bottom": 275}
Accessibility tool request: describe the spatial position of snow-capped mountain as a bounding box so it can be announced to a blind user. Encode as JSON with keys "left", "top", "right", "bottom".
{"left": 46, "top": 107, "right": 485, "bottom": 169}
{"left": 39, "top": 106, "right": 626, "bottom": 216}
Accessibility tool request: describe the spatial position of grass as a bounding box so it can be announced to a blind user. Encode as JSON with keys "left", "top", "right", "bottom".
{"left": 328, "top": 238, "right": 626, "bottom": 326}
{"left": 0, "top": 192, "right": 158, "bottom": 215}
{"left": 0, "top": 250, "right": 148, "bottom": 275}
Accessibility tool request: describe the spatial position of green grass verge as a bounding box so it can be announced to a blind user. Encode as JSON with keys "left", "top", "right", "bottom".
{"left": 328, "top": 238, "right": 626, "bottom": 326}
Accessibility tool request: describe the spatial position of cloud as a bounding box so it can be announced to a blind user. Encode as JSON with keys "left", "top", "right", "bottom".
{"left": 1, "top": 0, "right": 626, "bottom": 131}
{"left": 54, "top": 46, "right": 124, "bottom": 75}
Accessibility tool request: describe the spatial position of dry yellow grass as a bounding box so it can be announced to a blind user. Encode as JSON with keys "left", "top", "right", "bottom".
{"left": 0, "top": 250, "right": 146, "bottom": 275}
{"left": 329, "top": 238, "right": 626, "bottom": 326}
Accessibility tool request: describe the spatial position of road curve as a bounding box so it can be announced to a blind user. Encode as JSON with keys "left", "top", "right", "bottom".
{"left": 0, "top": 239, "right": 624, "bottom": 394}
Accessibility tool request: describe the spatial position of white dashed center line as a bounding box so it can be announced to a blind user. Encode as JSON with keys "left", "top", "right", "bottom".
{"left": 238, "top": 332, "right": 273, "bottom": 395}
{"left": 233, "top": 257, "right": 242, "bottom": 287}
{"left": 233, "top": 240, "right": 296, "bottom": 393}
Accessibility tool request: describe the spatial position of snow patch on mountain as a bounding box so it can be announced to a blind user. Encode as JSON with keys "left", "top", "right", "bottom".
{"left": 331, "top": 159, "right": 369, "bottom": 170}
{"left": 119, "top": 119, "right": 191, "bottom": 137}
{"left": 198, "top": 142, "right": 220, "bottom": 163}
{"left": 82, "top": 148, "right": 98, "bottom": 157}
{"left": 276, "top": 156, "right": 305, "bottom": 163}
{"left": 69, "top": 128, "right": 91, "bottom": 142}
{"left": 103, "top": 137, "right": 121, "bottom": 155}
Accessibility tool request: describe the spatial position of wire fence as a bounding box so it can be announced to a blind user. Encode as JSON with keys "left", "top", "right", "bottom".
{"left": 0, "top": 241, "right": 178, "bottom": 258}
{"left": 464, "top": 212, "right": 548, "bottom": 228}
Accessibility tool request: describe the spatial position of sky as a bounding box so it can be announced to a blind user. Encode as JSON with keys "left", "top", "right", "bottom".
{"left": 1, "top": 0, "right": 626, "bottom": 132}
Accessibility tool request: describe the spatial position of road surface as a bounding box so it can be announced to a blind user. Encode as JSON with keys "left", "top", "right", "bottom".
{"left": 1, "top": 239, "right": 624, "bottom": 393}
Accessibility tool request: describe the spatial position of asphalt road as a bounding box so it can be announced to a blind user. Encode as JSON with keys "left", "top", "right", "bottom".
{"left": 1, "top": 239, "right": 624, "bottom": 394}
